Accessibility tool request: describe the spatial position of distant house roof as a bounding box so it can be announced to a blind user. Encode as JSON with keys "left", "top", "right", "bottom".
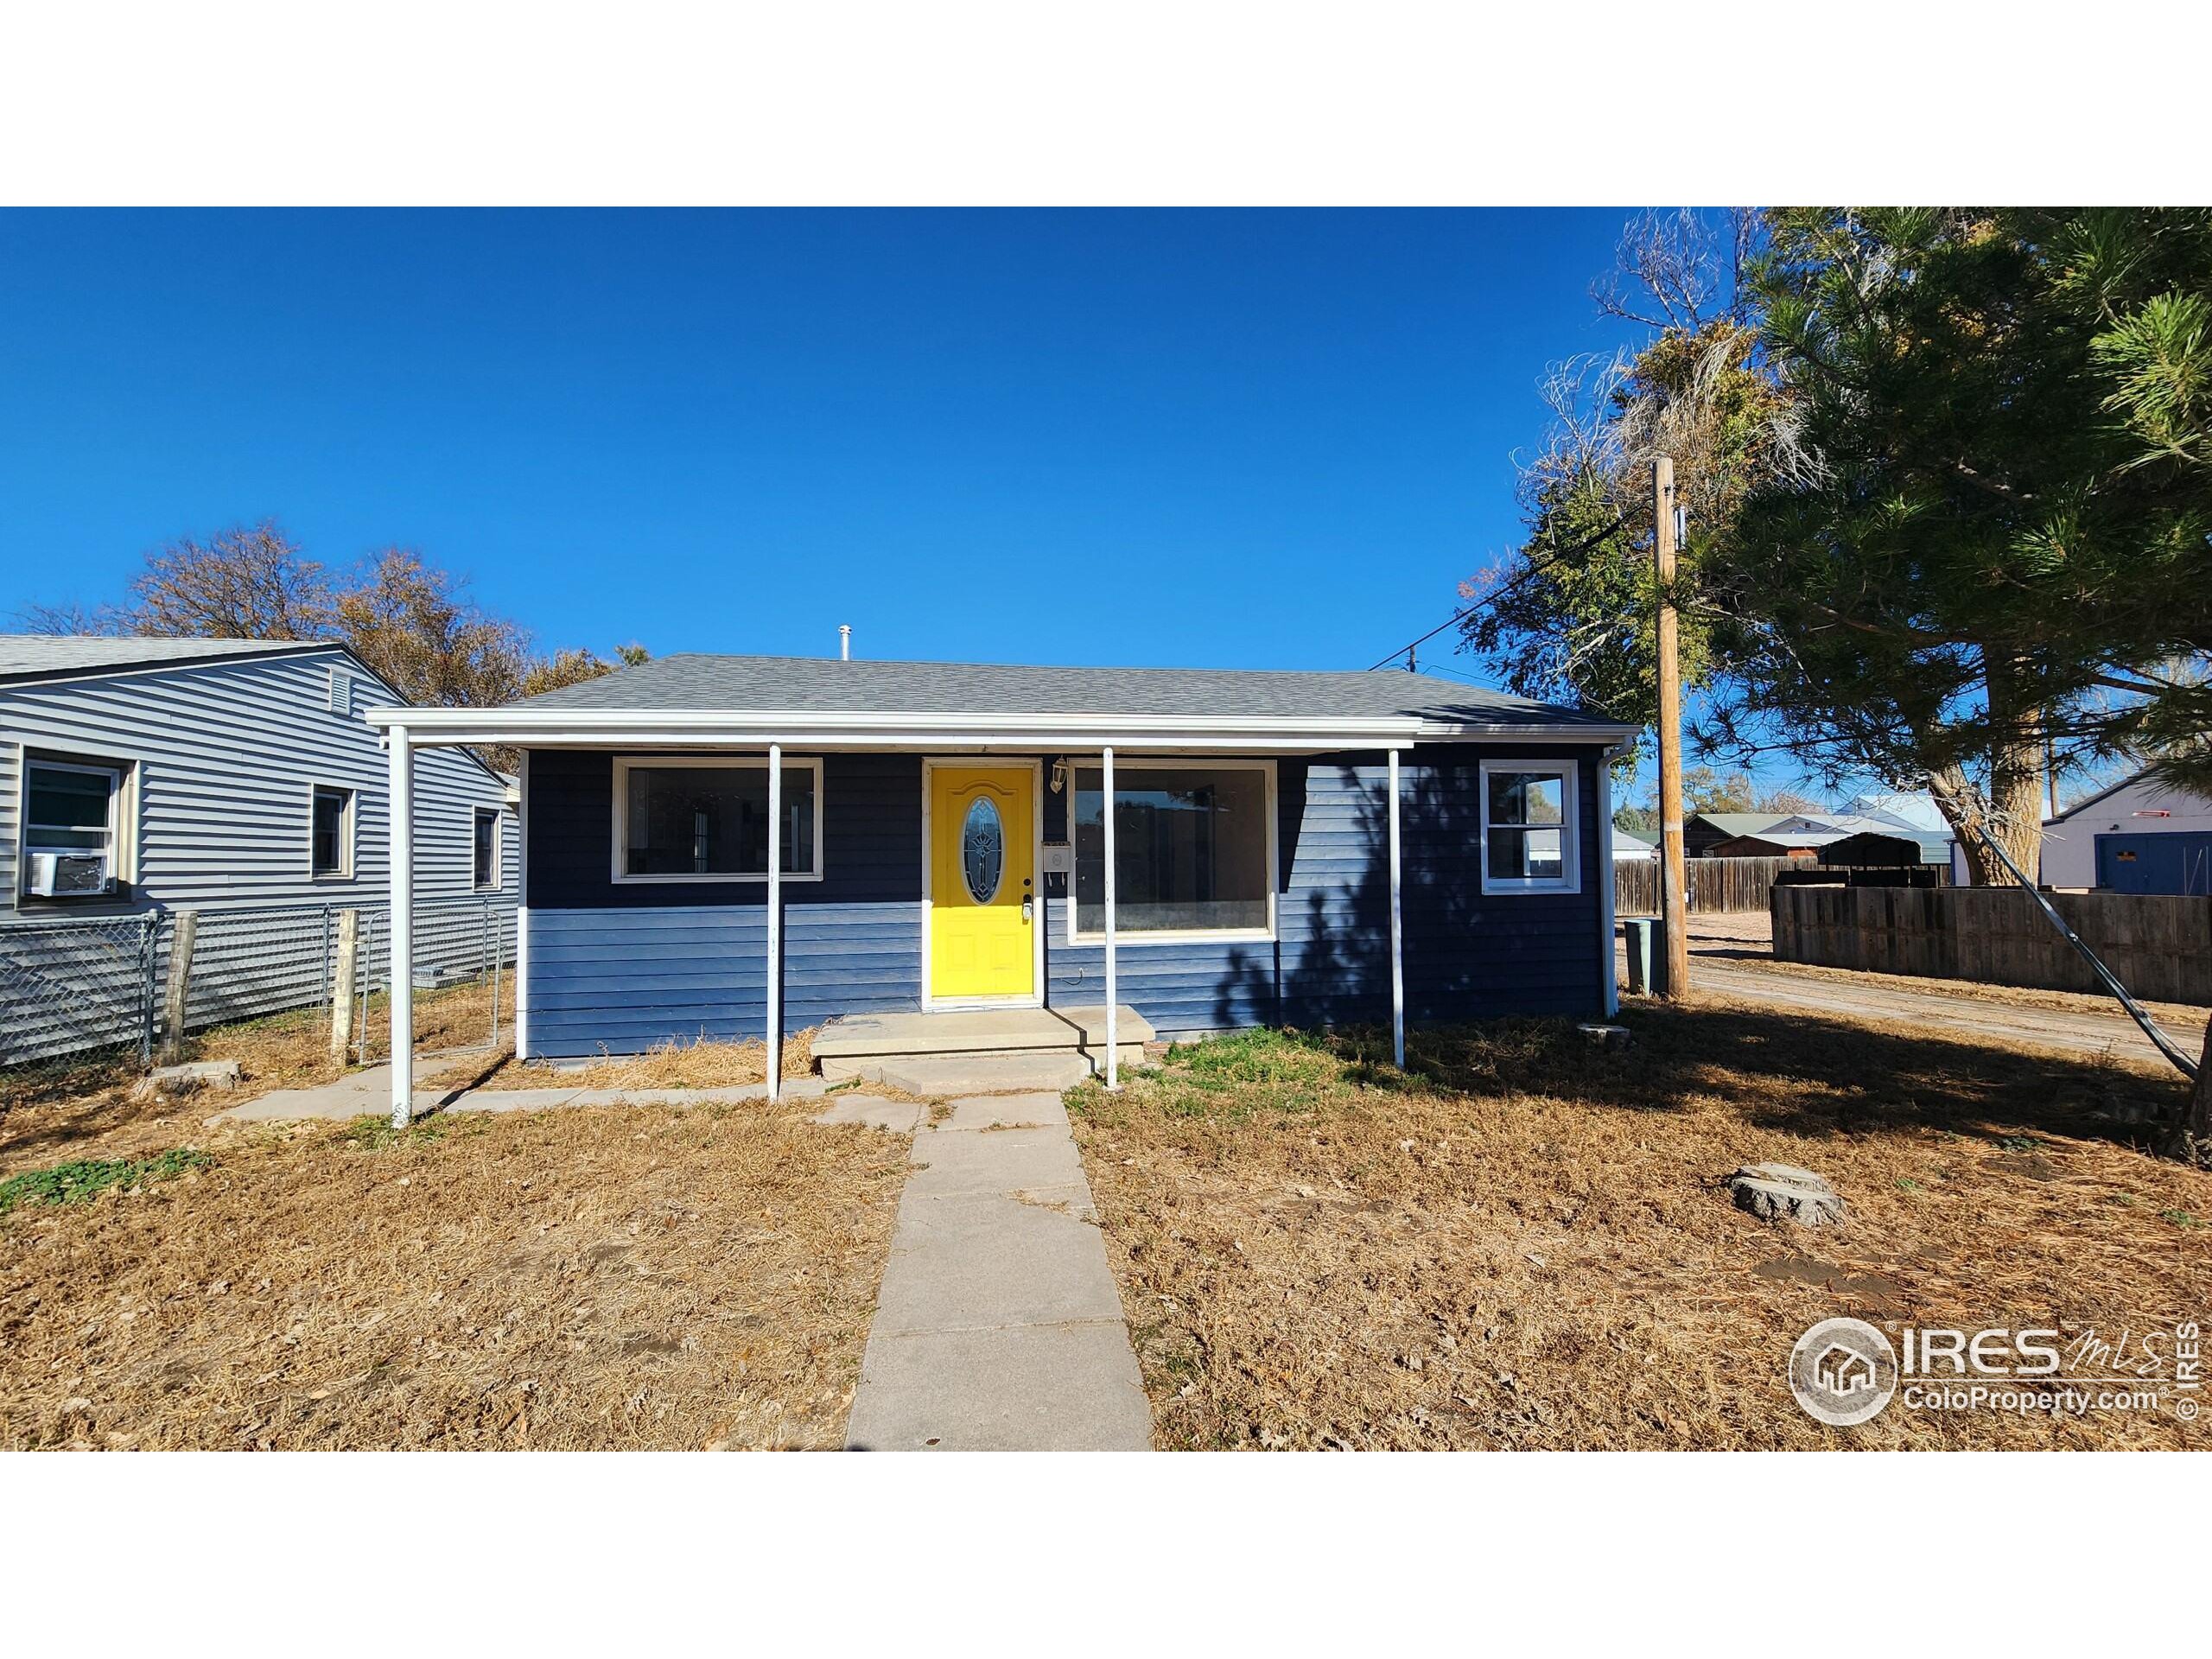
{"left": 1711, "top": 830, "right": 1853, "bottom": 857}
{"left": 1845, "top": 790, "right": 1951, "bottom": 833}
{"left": 2041, "top": 766, "right": 2212, "bottom": 825}
{"left": 0, "top": 633, "right": 335, "bottom": 687}
{"left": 513, "top": 654, "right": 1624, "bottom": 728}
{"left": 1611, "top": 827, "right": 1657, "bottom": 861}
{"left": 1760, "top": 810, "right": 1954, "bottom": 857}
{"left": 1618, "top": 827, "right": 1660, "bottom": 846}
{"left": 1691, "top": 811, "right": 1791, "bottom": 841}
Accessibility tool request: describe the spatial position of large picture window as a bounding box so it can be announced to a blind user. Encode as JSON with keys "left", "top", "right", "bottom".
{"left": 613, "top": 758, "right": 822, "bottom": 882}
{"left": 1072, "top": 763, "right": 1273, "bottom": 938}
{"left": 1480, "top": 760, "right": 1580, "bottom": 893}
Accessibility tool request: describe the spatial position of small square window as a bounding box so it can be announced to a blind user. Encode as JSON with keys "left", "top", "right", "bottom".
{"left": 22, "top": 758, "right": 125, "bottom": 898}
{"left": 474, "top": 805, "right": 501, "bottom": 890}
{"left": 312, "top": 786, "right": 353, "bottom": 879}
{"left": 1480, "top": 761, "right": 1580, "bottom": 893}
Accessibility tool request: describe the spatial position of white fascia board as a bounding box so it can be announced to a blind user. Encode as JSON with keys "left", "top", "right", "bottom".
{"left": 367, "top": 704, "right": 1637, "bottom": 750}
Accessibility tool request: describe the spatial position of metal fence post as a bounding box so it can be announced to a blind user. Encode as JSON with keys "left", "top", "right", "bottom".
{"left": 487, "top": 899, "right": 502, "bottom": 1052}
{"left": 140, "top": 913, "right": 161, "bottom": 1064}
{"left": 359, "top": 910, "right": 376, "bottom": 1064}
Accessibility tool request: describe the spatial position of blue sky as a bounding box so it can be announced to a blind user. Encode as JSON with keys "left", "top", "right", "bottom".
{"left": 0, "top": 209, "right": 1648, "bottom": 673}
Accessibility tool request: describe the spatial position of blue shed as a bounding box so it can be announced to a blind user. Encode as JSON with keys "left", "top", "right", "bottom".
{"left": 366, "top": 654, "right": 1635, "bottom": 1109}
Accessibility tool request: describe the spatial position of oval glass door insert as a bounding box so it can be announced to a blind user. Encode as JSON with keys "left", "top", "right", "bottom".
{"left": 961, "top": 796, "right": 1004, "bottom": 904}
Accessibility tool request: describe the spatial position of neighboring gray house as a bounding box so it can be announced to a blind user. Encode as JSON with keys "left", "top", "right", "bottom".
{"left": 1, "top": 635, "right": 516, "bottom": 1059}
{"left": 2038, "top": 768, "right": 2212, "bottom": 893}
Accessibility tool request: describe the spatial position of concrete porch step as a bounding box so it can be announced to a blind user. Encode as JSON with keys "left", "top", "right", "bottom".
{"left": 813, "top": 1004, "right": 1151, "bottom": 1064}
{"left": 821, "top": 1043, "right": 1145, "bottom": 1090}
{"left": 826, "top": 1052, "right": 1103, "bottom": 1094}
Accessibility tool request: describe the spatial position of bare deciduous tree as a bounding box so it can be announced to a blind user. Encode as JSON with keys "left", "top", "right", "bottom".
{"left": 16, "top": 525, "right": 648, "bottom": 769}
{"left": 335, "top": 550, "right": 531, "bottom": 709}
{"left": 16, "top": 599, "right": 124, "bottom": 635}
{"left": 120, "top": 522, "right": 339, "bottom": 639}
{"left": 1592, "top": 207, "right": 1761, "bottom": 333}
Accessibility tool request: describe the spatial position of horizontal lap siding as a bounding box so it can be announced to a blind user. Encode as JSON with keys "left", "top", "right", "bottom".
{"left": 1043, "top": 757, "right": 1385, "bottom": 1035}
{"left": 1400, "top": 747, "right": 1604, "bottom": 1021}
{"left": 524, "top": 750, "right": 921, "bottom": 1054}
{"left": 524, "top": 744, "right": 1606, "bottom": 1054}
{"left": 1044, "top": 748, "right": 1605, "bottom": 1039}
{"left": 0, "top": 652, "right": 513, "bottom": 915}
{"left": 0, "top": 741, "right": 16, "bottom": 904}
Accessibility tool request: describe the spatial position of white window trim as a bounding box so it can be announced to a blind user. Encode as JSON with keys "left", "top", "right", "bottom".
{"left": 1065, "top": 758, "right": 1279, "bottom": 947}
{"left": 20, "top": 753, "right": 134, "bottom": 899}
{"left": 472, "top": 804, "right": 503, "bottom": 891}
{"left": 1479, "top": 757, "right": 1581, "bottom": 894}
{"left": 308, "top": 783, "right": 356, "bottom": 881}
{"left": 609, "top": 754, "right": 825, "bottom": 885}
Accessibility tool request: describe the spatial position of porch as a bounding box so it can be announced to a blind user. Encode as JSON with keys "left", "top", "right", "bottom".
{"left": 813, "top": 1002, "right": 1154, "bottom": 1091}
{"left": 363, "top": 654, "right": 1637, "bottom": 1128}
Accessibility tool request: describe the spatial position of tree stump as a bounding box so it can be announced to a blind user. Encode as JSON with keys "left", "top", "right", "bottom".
{"left": 1727, "top": 1162, "right": 1846, "bottom": 1226}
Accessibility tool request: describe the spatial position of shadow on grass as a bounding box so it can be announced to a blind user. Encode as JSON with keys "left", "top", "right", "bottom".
{"left": 1133, "top": 1000, "right": 2187, "bottom": 1154}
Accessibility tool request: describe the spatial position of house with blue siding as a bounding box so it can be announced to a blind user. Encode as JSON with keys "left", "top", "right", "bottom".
{"left": 365, "top": 654, "right": 1633, "bottom": 1109}
{"left": 0, "top": 636, "right": 518, "bottom": 1058}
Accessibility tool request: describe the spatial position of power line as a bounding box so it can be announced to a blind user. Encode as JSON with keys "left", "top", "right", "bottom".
{"left": 1367, "top": 512, "right": 1636, "bottom": 672}
{"left": 1411, "top": 659, "right": 1491, "bottom": 686}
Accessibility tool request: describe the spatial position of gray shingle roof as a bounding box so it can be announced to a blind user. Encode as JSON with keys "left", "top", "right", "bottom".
{"left": 516, "top": 653, "right": 1615, "bottom": 728}
{"left": 1691, "top": 812, "right": 1790, "bottom": 839}
{"left": 0, "top": 634, "right": 334, "bottom": 685}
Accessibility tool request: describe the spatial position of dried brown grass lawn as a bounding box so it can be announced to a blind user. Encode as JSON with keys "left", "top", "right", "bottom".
{"left": 0, "top": 1092, "right": 909, "bottom": 1450}
{"left": 466, "top": 1029, "right": 818, "bottom": 1093}
{"left": 1, "top": 978, "right": 510, "bottom": 1171}
{"left": 1069, "top": 997, "right": 2212, "bottom": 1450}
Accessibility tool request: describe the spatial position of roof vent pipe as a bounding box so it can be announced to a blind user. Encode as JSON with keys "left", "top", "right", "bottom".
{"left": 839, "top": 624, "right": 851, "bottom": 661}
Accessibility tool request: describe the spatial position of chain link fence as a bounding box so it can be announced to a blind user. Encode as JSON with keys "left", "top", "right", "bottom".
{"left": 0, "top": 914, "right": 160, "bottom": 1066}
{"left": 0, "top": 899, "right": 514, "bottom": 1069}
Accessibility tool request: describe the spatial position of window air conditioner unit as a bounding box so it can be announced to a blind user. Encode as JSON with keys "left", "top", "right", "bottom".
{"left": 25, "top": 852, "right": 111, "bottom": 897}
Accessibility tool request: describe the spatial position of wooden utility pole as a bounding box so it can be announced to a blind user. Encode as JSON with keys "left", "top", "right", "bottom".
{"left": 1654, "top": 457, "right": 1690, "bottom": 998}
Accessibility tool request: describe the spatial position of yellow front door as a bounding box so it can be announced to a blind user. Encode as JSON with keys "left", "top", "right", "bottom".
{"left": 929, "top": 765, "right": 1035, "bottom": 1001}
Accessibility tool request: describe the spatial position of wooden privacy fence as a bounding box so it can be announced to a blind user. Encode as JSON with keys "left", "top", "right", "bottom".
{"left": 1772, "top": 885, "right": 2212, "bottom": 1007}
{"left": 1616, "top": 855, "right": 1791, "bottom": 917}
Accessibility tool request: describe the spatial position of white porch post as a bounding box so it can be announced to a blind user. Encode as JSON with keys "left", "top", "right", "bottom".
{"left": 387, "top": 723, "right": 414, "bottom": 1128}
{"left": 1597, "top": 748, "right": 1619, "bottom": 1017}
{"left": 514, "top": 750, "right": 531, "bottom": 1060}
{"left": 766, "top": 742, "right": 783, "bottom": 1103}
{"left": 1103, "top": 744, "right": 1117, "bottom": 1090}
{"left": 1388, "top": 747, "right": 1404, "bottom": 1069}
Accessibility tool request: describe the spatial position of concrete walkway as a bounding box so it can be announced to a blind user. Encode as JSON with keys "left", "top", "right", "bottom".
{"left": 842, "top": 1090, "right": 1153, "bottom": 1452}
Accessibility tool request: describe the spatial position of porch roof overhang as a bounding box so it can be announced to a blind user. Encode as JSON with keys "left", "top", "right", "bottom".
{"left": 364, "top": 704, "right": 1640, "bottom": 753}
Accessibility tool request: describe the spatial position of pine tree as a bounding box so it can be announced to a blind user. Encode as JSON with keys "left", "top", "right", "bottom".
{"left": 1710, "top": 208, "right": 2212, "bottom": 884}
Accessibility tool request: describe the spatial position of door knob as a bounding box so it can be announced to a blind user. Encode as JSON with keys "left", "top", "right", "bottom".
{"left": 1021, "top": 897, "right": 1034, "bottom": 923}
